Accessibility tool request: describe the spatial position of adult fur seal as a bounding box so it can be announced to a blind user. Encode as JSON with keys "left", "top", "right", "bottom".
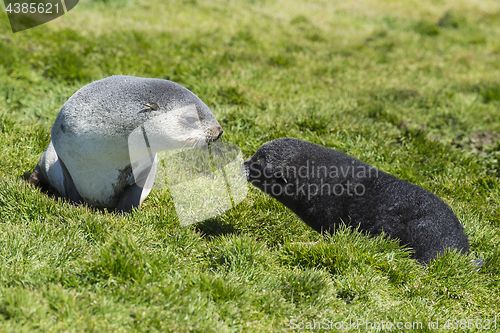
{"left": 29, "top": 75, "right": 223, "bottom": 212}
{"left": 243, "top": 138, "right": 469, "bottom": 264}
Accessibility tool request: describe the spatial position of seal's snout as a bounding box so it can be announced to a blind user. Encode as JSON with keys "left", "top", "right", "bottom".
{"left": 208, "top": 126, "right": 224, "bottom": 142}
{"left": 216, "top": 127, "right": 223, "bottom": 140}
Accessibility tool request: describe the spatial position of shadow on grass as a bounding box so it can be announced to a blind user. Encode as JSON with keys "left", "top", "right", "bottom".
{"left": 196, "top": 217, "right": 239, "bottom": 239}
{"left": 21, "top": 171, "right": 32, "bottom": 181}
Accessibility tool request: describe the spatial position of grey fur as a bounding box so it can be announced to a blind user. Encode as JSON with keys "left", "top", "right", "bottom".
{"left": 30, "top": 75, "right": 223, "bottom": 211}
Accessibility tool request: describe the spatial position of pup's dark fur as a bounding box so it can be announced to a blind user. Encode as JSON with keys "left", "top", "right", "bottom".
{"left": 243, "top": 138, "right": 469, "bottom": 264}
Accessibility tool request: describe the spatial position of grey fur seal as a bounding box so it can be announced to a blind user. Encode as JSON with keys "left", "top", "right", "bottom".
{"left": 29, "top": 75, "right": 223, "bottom": 212}
{"left": 243, "top": 138, "right": 470, "bottom": 264}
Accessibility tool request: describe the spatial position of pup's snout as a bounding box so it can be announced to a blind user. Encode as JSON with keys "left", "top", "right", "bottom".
{"left": 242, "top": 159, "right": 251, "bottom": 180}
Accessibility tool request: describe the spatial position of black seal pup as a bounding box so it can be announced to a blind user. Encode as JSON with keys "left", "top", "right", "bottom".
{"left": 243, "top": 138, "right": 469, "bottom": 264}
{"left": 29, "top": 75, "right": 223, "bottom": 212}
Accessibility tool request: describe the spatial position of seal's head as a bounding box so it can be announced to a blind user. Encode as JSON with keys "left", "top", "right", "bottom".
{"left": 52, "top": 75, "right": 223, "bottom": 158}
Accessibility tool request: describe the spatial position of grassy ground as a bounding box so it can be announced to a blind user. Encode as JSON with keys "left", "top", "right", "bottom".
{"left": 1, "top": 0, "right": 500, "bottom": 331}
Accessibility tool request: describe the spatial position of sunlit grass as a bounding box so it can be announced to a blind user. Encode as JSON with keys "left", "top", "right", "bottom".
{"left": 0, "top": 0, "right": 499, "bottom": 331}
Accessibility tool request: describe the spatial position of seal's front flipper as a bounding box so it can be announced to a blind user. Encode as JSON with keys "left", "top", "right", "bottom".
{"left": 117, "top": 155, "right": 157, "bottom": 213}
{"left": 117, "top": 183, "right": 143, "bottom": 213}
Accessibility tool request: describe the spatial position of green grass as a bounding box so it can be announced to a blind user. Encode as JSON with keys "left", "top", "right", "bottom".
{"left": 1, "top": 0, "right": 500, "bottom": 331}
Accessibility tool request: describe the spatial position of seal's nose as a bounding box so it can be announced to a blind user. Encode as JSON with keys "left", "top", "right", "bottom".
{"left": 216, "top": 127, "right": 223, "bottom": 140}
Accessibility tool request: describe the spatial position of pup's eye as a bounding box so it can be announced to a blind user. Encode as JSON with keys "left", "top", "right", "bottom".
{"left": 275, "top": 171, "right": 287, "bottom": 183}
{"left": 185, "top": 117, "right": 198, "bottom": 125}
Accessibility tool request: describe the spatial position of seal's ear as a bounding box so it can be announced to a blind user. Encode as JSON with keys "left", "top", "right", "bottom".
{"left": 139, "top": 102, "right": 160, "bottom": 113}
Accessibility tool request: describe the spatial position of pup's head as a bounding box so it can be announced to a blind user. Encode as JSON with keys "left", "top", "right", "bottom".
{"left": 243, "top": 138, "right": 308, "bottom": 196}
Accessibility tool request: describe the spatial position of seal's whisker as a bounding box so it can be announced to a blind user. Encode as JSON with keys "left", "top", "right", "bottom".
{"left": 183, "top": 138, "right": 202, "bottom": 174}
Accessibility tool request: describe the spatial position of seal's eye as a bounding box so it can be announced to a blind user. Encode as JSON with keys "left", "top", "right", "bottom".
{"left": 185, "top": 117, "right": 198, "bottom": 125}
{"left": 180, "top": 116, "right": 200, "bottom": 128}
